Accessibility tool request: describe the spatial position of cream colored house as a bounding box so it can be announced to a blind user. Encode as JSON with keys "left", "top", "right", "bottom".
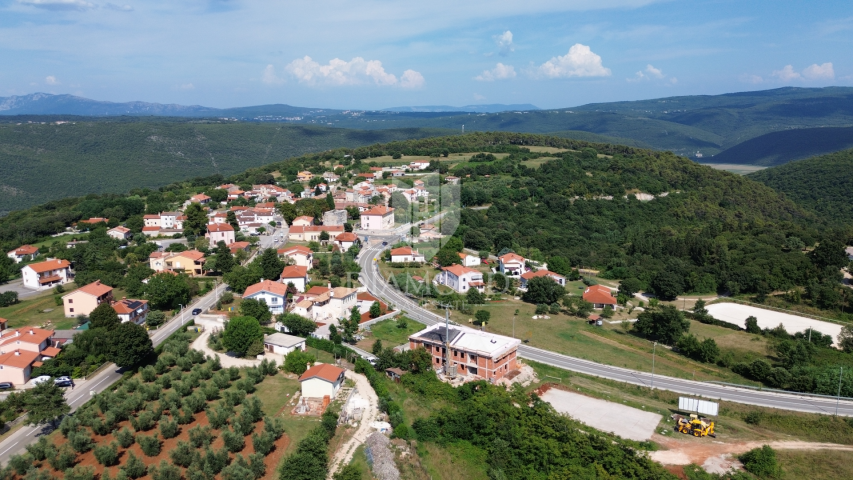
{"left": 299, "top": 363, "right": 345, "bottom": 398}
{"left": 278, "top": 245, "right": 314, "bottom": 269}
{"left": 62, "top": 280, "right": 114, "bottom": 318}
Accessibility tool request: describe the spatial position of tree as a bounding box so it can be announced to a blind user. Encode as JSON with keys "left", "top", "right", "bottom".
{"left": 492, "top": 272, "right": 509, "bottom": 292}
{"left": 209, "top": 188, "right": 228, "bottom": 204}
{"left": 26, "top": 382, "right": 70, "bottom": 427}
{"left": 372, "top": 339, "right": 383, "bottom": 356}
{"left": 839, "top": 325, "right": 853, "bottom": 353}
{"left": 211, "top": 241, "right": 236, "bottom": 274}
{"left": 474, "top": 310, "right": 490, "bottom": 326}
{"left": 221, "top": 316, "right": 264, "bottom": 357}
{"left": 239, "top": 298, "right": 273, "bottom": 325}
{"left": 89, "top": 302, "right": 121, "bottom": 330}
{"left": 183, "top": 203, "right": 207, "bottom": 237}
{"left": 466, "top": 288, "right": 485, "bottom": 305}
{"left": 740, "top": 445, "right": 779, "bottom": 478}
{"left": 333, "top": 464, "right": 362, "bottom": 480}
{"left": 435, "top": 248, "right": 459, "bottom": 267}
{"left": 522, "top": 276, "right": 565, "bottom": 305}
{"left": 283, "top": 350, "right": 315, "bottom": 375}
{"left": 618, "top": 278, "right": 642, "bottom": 298}
{"left": 369, "top": 301, "right": 382, "bottom": 318}
{"left": 145, "top": 272, "right": 191, "bottom": 310}
{"left": 634, "top": 305, "right": 690, "bottom": 344}
{"left": 259, "top": 248, "right": 284, "bottom": 280}
{"left": 146, "top": 310, "right": 166, "bottom": 328}
{"left": 0, "top": 255, "right": 15, "bottom": 284}
{"left": 279, "top": 313, "right": 317, "bottom": 337}
{"left": 650, "top": 270, "right": 684, "bottom": 301}
{"left": 109, "top": 322, "right": 154, "bottom": 368}
{"left": 548, "top": 256, "right": 571, "bottom": 276}
{"left": 745, "top": 316, "right": 761, "bottom": 334}
{"left": 810, "top": 239, "right": 847, "bottom": 269}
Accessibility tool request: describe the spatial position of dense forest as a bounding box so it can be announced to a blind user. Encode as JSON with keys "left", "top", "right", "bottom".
{"left": 749, "top": 148, "right": 853, "bottom": 223}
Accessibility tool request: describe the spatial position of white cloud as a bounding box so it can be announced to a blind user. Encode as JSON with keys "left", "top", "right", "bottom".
{"left": 739, "top": 74, "right": 764, "bottom": 84}
{"left": 802, "top": 62, "right": 834, "bottom": 80}
{"left": 400, "top": 69, "right": 425, "bottom": 89}
{"left": 772, "top": 63, "right": 834, "bottom": 82}
{"left": 178, "top": 83, "right": 194, "bottom": 90}
{"left": 473, "top": 93, "right": 486, "bottom": 100}
{"left": 628, "top": 64, "right": 666, "bottom": 82}
{"left": 284, "top": 56, "right": 422, "bottom": 88}
{"left": 534, "top": 44, "right": 611, "bottom": 78}
{"left": 474, "top": 63, "right": 517, "bottom": 81}
{"left": 17, "top": 0, "right": 95, "bottom": 10}
{"left": 495, "top": 30, "right": 514, "bottom": 56}
{"left": 104, "top": 3, "right": 133, "bottom": 11}
{"left": 261, "top": 64, "right": 285, "bottom": 85}
{"left": 45, "top": 75, "right": 60, "bottom": 85}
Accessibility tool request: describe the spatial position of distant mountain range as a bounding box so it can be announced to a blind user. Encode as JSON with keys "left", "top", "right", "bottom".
{"left": 383, "top": 104, "right": 539, "bottom": 113}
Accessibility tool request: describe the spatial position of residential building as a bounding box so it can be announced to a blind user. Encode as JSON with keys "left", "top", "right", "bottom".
{"left": 322, "top": 172, "right": 340, "bottom": 182}
{"left": 582, "top": 285, "right": 618, "bottom": 309}
{"left": 281, "top": 265, "right": 309, "bottom": 292}
{"left": 292, "top": 216, "right": 314, "bottom": 227}
{"left": 263, "top": 333, "right": 305, "bottom": 355}
{"left": 7, "top": 245, "right": 38, "bottom": 263}
{"left": 333, "top": 232, "right": 359, "bottom": 252}
{"left": 21, "top": 259, "right": 72, "bottom": 290}
{"left": 390, "top": 247, "right": 425, "bottom": 263}
{"left": 111, "top": 298, "right": 150, "bottom": 324}
{"left": 297, "top": 171, "right": 314, "bottom": 182}
{"left": 62, "top": 280, "right": 114, "bottom": 318}
{"left": 434, "top": 265, "right": 484, "bottom": 293}
{"left": 520, "top": 270, "right": 566, "bottom": 288}
{"left": 409, "top": 324, "right": 520, "bottom": 381}
{"left": 408, "top": 161, "right": 430, "bottom": 170}
{"left": 79, "top": 217, "right": 109, "bottom": 226}
{"left": 207, "top": 223, "right": 235, "bottom": 248}
{"left": 360, "top": 205, "right": 394, "bottom": 230}
{"left": 243, "top": 280, "right": 289, "bottom": 315}
{"left": 0, "top": 327, "right": 55, "bottom": 355}
{"left": 190, "top": 194, "right": 211, "bottom": 204}
{"left": 309, "top": 287, "right": 358, "bottom": 323}
{"left": 288, "top": 225, "right": 344, "bottom": 242}
{"left": 458, "top": 252, "right": 481, "bottom": 267}
{"left": 498, "top": 253, "right": 526, "bottom": 277}
{"left": 228, "top": 241, "right": 251, "bottom": 254}
{"left": 444, "top": 176, "right": 460, "bottom": 185}
{"left": 322, "top": 209, "right": 348, "bottom": 226}
{"left": 299, "top": 363, "right": 345, "bottom": 398}
{"left": 148, "top": 250, "right": 207, "bottom": 276}
{"left": 278, "top": 245, "right": 313, "bottom": 269}
{"left": 107, "top": 226, "right": 132, "bottom": 240}
{"left": 0, "top": 350, "right": 42, "bottom": 386}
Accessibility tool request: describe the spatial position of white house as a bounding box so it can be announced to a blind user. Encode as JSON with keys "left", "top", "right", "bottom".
{"left": 292, "top": 216, "right": 314, "bottom": 227}
{"left": 278, "top": 245, "right": 314, "bottom": 269}
{"left": 435, "top": 264, "right": 485, "bottom": 293}
{"left": 263, "top": 333, "right": 306, "bottom": 355}
{"left": 520, "top": 269, "right": 566, "bottom": 288}
{"left": 498, "top": 253, "right": 526, "bottom": 277}
{"left": 243, "top": 280, "right": 289, "bottom": 315}
{"left": 458, "top": 252, "right": 481, "bottom": 267}
{"left": 207, "top": 223, "right": 236, "bottom": 248}
{"left": 22, "top": 259, "right": 72, "bottom": 290}
{"left": 281, "top": 265, "right": 309, "bottom": 293}
{"left": 299, "top": 363, "right": 345, "bottom": 398}
{"left": 111, "top": 298, "right": 150, "bottom": 324}
{"left": 360, "top": 205, "right": 394, "bottom": 230}
{"left": 390, "top": 246, "right": 425, "bottom": 263}
{"left": 310, "top": 287, "right": 358, "bottom": 323}
{"left": 107, "top": 226, "right": 132, "bottom": 240}
{"left": 7, "top": 245, "right": 38, "bottom": 264}
{"left": 334, "top": 232, "right": 359, "bottom": 253}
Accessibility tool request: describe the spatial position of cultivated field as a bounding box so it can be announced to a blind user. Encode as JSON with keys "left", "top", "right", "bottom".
{"left": 702, "top": 163, "right": 767, "bottom": 175}
{"left": 706, "top": 303, "right": 842, "bottom": 345}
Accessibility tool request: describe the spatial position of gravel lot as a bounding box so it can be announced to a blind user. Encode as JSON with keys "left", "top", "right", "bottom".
{"left": 706, "top": 303, "right": 842, "bottom": 345}
{"left": 541, "top": 388, "right": 662, "bottom": 441}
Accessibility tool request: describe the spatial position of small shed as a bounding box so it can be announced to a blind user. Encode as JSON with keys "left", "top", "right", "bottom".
{"left": 263, "top": 333, "right": 306, "bottom": 355}
{"left": 385, "top": 367, "right": 404, "bottom": 382}
{"left": 299, "top": 363, "right": 345, "bottom": 399}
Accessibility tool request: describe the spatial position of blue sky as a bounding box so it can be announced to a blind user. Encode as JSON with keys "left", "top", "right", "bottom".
{"left": 1, "top": 0, "right": 851, "bottom": 109}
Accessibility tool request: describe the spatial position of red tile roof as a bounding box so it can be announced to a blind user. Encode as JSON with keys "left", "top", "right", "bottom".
{"left": 281, "top": 265, "right": 308, "bottom": 278}
{"left": 279, "top": 245, "right": 313, "bottom": 256}
{"left": 0, "top": 328, "right": 54, "bottom": 348}
{"left": 499, "top": 253, "right": 525, "bottom": 264}
{"left": 26, "top": 259, "right": 71, "bottom": 274}
{"left": 111, "top": 298, "right": 148, "bottom": 314}
{"left": 229, "top": 241, "right": 251, "bottom": 252}
{"left": 109, "top": 226, "right": 130, "bottom": 234}
{"left": 176, "top": 250, "right": 206, "bottom": 261}
{"left": 10, "top": 245, "right": 38, "bottom": 255}
{"left": 244, "top": 280, "right": 289, "bottom": 297}
{"left": 304, "top": 286, "right": 330, "bottom": 298}
{"left": 335, "top": 232, "right": 358, "bottom": 242}
{"left": 207, "top": 223, "right": 234, "bottom": 232}
{"left": 390, "top": 247, "right": 420, "bottom": 257}
{"left": 0, "top": 350, "right": 40, "bottom": 369}
{"left": 520, "top": 269, "right": 565, "bottom": 281}
{"left": 142, "top": 226, "right": 161, "bottom": 232}
{"left": 289, "top": 226, "right": 344, "bottom": 234}
{"left": 441, "top": 264, "right": 479, "bottom": 277}
{"left": 293, "top": 216, "right": 314, "bottom": 224}
{"left": 40, "top": 346, "right": 61, "bottom": 357}
{"left": 74, "top": 280, "right": 113, "bottom": 298}
{"left": 362, "top": 205, "right": 394, "bottom": 216}
{"left": 582, "top": 285, "right": 617, "bottom": 305}
{"left": 299, "top": 363, "right": 345, "bottom": 383}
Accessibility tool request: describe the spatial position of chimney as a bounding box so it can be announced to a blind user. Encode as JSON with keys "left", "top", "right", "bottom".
{"left": 14, "top": 350, "right": 20, "bottom": 356}
{"left": 327, "top": 282, "right": 331, "bottom": 290}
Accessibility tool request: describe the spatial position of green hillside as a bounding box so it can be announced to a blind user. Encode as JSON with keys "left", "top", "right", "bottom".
{"left": 707, "top": 126, "right": 853, "bottom": 166}
{"left": 0, "top": 119, "right": 455, "bottom": 214}
{"left": 750, "top": 148, "right": 853, "bottom": 222}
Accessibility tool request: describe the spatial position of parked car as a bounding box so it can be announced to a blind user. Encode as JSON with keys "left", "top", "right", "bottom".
{"left": 381, "top": 241, "right": 388, "bottom": 246}
{"left": 192, "top": 308, "right": 202, "bottom": 316}
{"left": 31, "top": 376, "right": 51, "bottom": 386}
{"left": 54, "top": 376, "right": 73, "bottom": 387}
{"left": 0, "top": 382, "right": 13, "bottom": 390}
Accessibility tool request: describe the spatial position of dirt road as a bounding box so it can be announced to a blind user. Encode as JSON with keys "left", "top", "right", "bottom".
{"left": 327, "top": 370, "right": 380, "bottom": 479}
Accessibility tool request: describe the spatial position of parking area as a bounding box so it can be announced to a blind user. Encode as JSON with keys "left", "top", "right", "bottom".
{"left": 540, "top": 387, "right": 662, "bottom": 441}
{"left": 706, "top": 303, "right": 842, "bottom": 345}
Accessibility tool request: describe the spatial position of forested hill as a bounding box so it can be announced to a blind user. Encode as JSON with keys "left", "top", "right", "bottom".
{"left": 0, "top": 119, "right": 454, "bottom": 214}
{"left": 708, "top": 126, "right": 853, "bottom": 166}
{"left": 749, "top": 148, "right": 853, "bottom": 223}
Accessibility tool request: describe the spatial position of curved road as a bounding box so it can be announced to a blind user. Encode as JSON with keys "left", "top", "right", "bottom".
{"left": 356, "top": 234, "right": 853, "bottom": 416}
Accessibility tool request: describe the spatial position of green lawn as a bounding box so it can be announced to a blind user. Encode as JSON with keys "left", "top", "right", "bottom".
{"left": 0, "top": 285, "right": 83, "bottom": 330}
{"left": 357, "top": 317, "right": 426, "bottom": 351}
{"left": 251, "top": 371, "right": 323, "bottom": 456}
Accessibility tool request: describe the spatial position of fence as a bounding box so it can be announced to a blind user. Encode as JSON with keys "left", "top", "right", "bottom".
{"left": 358, "top": 310, "right": 401, "bottom": 329}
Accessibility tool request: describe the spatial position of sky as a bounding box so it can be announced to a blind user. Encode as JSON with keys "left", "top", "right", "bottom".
{"left": 1, "top": 0, "right": 851, "bottom": 110}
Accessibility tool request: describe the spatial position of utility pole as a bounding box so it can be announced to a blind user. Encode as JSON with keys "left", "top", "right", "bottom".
{"left": 837, "top": 366, "right": 844, "bottom": 416}
{"left": 651, "top": 341, "right": 657, "bottom": 390}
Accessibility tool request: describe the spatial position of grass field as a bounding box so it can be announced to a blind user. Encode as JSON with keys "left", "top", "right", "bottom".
{"left": 526, "top": 146, "right": 570, "bottom": 153}
{"left": 702, "top": 163, "right": 767, "bottom": 175}
{"left": 0, "top": 284, "right": 89, "bottom": 330}
{"left": 253, "top": 372, "right": 320, "bottom": 456}
{"left": 356, "top": 317, "right": 426, "bottom": 351}
{"left": 520, "top": 156, "right": 557, "bottom": 169}
{"left": 777, "top": 450, "right": 853, "bottom": 480}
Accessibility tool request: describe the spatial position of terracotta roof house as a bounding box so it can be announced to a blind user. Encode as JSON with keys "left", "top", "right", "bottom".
{"left": 190, "top": 193, "right": 211, "bottom": 204}
{"left": 299, "top": 363, "right": 345, "bottom": 398}
{"left": 390, "top": 247, "right": 425, "bottom": 263}
{"left": 520, "top": 270, "right": 566, "bottom": 288}
{"left": 278, "top": 245, "right": 314, "bottom": 269}
{"left": 457, "top": 252, "right": 481, "bottom": 267}
{"left": 0, "top": 350, "right": 42, "bottom": 386}
{"left": 207, "top": 222, "right": 235, "bottom": 248}
{"left": 435, "top": 264, "right": 484, "bottom": 293}
{"left": 21, "top": 259, "right": 72, "bottom": 290}
{"left": 107, "top": 226, "right": 132, "bottom": 240}
{"left": 62, "top": 280, "right": 114, "bottom": 318}
{"left": 287, "top": 225, "right": 344, "bottom": 242}
{"left": 6, "top": 245, "right": 39, "bottom": 263}
{"left": 229, "top": 241, "right": 251, "bottom": 254}
{"left": 360, "top": 205, "right": 394, "bottom": 231}
{"left": 292, "top": 216, "right": 315, "bottom": 227}
{"left": 498, "top": 253, "right": 526, "bottom": 276}
{"left": 79, "top": 217, "right": 109, "bottom": 225}
{"left": 280, "top": 265, "right": 309, "bottom": 293}
{"left": 582, "top": 284, "right": 617, "bottom": 309}
{"left": 243, "top": 280, "right": 289, "bottom": 315}
{"left": 333, "top": 232, "right": 359, "bottom": 252}
{"left": 111, "top": 298, "right": 150, "bottom": 324}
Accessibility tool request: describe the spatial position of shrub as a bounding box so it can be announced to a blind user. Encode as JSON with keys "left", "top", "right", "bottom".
{"left": 201, "top": 446, "right": 229, "bottom": 475}
{"left": 242, "top": 396, "right": 264, "bottom": 423}
{"left": 207, "top": 403, "right": 232, "bottom": 429}
{"left": 68, "top": 430, "right": 94, "bottom": 453}
{"left": 248, "top": 452, "right": 266, "bottom": 479}
{"left": 225, "top": 389, "right": 245, "bottom": 407}
{"left": 210, "top": 354, "right": 223, "bottom": 371}
{"left": 222, "top": 428, "right": 245, "bottom": 452}
{"left": 23, "top": 468, "right": 52, "bottom": 480}
{"left": 156, "top": 374, "right": 172, "bottom": 389}
{"left": 201, "top": 382, "right": 220, "bottom": 401}
{"left": 9, "top": 454, "right": 34, "bottom": 475}
{"left": 744, "top": 411, "right": 763, "bottom": 426}
{"left": 131, "top": 411, "right": 155, "bottom": 432}
{"left": 64, "top": 465, "right": 95, "bottom": 480}
{"left": 141, "top": 366, "right": 157, "bottom": 382}
{"left": 234, "top": 416, "right": 255, "bottom": 436}
{"left": 169, "top": 440, "right": 196, "bottom": 468}
{"left": 246, "top": 339, "right": 265, "bottom": 357}
{"left": 123, "top": 378, "right": 140, "bottom": 393}
{"left": 172, "top": 380, "right": 192, "bottom": 397}
{"left": 123, "top": 451, "right": 147, "bottom": 479}
{"left": 227, "top": 366, "right": 241, "bottom": 380}
{"left": 59, "top": 415, "right": 80, "bottom": 438}
{"left": 252, "top": 431, "right": 275, "bottom": 455}
{"left": 26, "top": 436, "right": 52, "bottom": 461}
{"left": 212, "top": 372, "right": 231, "bottom": 389}
{"left": 740, "top": 445, "right": 779, "bottom": 477}
{"left": 137, "top": 432, "right": 161, "bottom": 457}
{"left": 264, "top": 416, "right": 285, "bottom": 439}
{"left": 148, "top": 460, "right": 182, "bottom": 480}
{"left": 159, "top": 416, "right": 179, "bottom": 439}
{"left": 235, "top": 378, "right": 256, "bottom": 394}
{"left": 259, "top": 358, "right": 278, "bottom": 376}
{"left": 189, "top": 425, "right": 214, "bottom": 448}
{"left": 283, "top": 350, "right": 315, "bottom": 375}
{"left": 48, "top": 445, "right": 76, "bottom": 471}
{"left": 114, "top": 426, "right": 135, "bottom": 448}
{"left": 93, "top": 442, "right": 119, "bottom": 466}
{"left": 183, "top": 391, "right": 207, "bottom": 413}
{"left": 176, "top": 408, "right": 195, "bottom": 425}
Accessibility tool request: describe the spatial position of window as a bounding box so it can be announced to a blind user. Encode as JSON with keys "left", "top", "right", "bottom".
{"left": 68, "top": 299, "right": 73, "bottom": 304}
{"left": 69, "top": 308, "right": 74, "bottom": 313}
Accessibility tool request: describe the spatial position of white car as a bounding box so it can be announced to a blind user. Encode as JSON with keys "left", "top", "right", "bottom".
{"left": 31, "top": 375, "right": 51, "bottom": 386}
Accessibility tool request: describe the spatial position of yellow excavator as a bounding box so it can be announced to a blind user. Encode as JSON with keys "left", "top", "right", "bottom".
{"left": 673, "top": 414, "right": 716, "bottom": 438}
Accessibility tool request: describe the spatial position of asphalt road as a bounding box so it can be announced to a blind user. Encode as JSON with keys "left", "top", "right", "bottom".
{"left": 0, "top": 283, "right": 227, "bottom": 465}
{"left": 356, "top": 238, "right": 853, "bottom": 417}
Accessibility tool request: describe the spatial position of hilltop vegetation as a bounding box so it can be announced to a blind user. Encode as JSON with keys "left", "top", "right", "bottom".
{"left": 750, "top": 148, "right": 853, "bottom": 223}
{"left": 709, "top": 127, "right": 853, "bottom": 166}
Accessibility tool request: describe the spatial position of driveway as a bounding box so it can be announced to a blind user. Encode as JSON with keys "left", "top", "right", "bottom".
{"left": 0, "top": 279, "right": 44, "bottom": 300}
{"left": 327, "top": 369, "right": 380, "bottom": 479}
{"left": 190, "top": 330, "right": 284, "bottom": 368}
